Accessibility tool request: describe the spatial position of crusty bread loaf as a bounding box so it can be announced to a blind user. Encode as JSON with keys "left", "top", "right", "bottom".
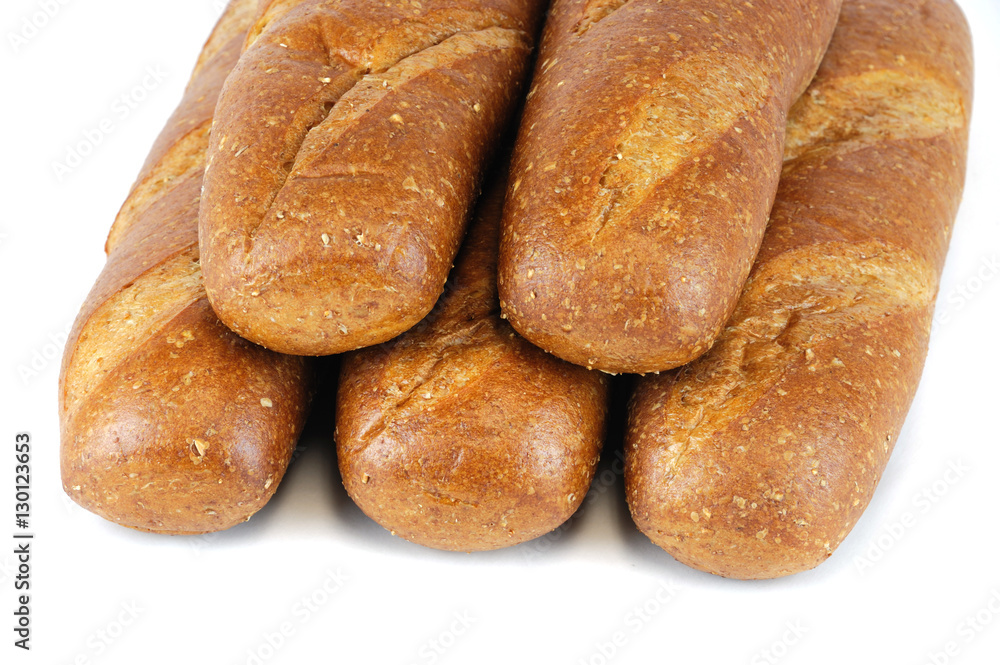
{"left": 199, "top": 0, "right": 546, "bottom": 356}
{"left": 499, "top": 0, "right": 843, "bottom": 374}
{"left": 625, "top": 0, "right": 972, "bottom": 579}
{"left": 336, "top": 161, "right": 609, "bottom": 551}
{"left": 59, "top": 0, "right": 313, "bottom": 535}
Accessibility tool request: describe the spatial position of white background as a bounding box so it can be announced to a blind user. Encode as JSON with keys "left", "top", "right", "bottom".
{"left": 1, "top": 1, "right": 998, "bottom": 663}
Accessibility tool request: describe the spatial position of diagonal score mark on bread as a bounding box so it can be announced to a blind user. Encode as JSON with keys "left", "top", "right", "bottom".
{"left": 107, "top": 129, "right": 211, "bottom": 252}
{"left": 649, "top": 241, "right": 936, "bottom": 481}
{"left": 348, "top": 318, "right": 507, "bottom": 452}
{"left": 209, "top": 4, "right": 532, "bottom": 246}
{"left": 573, "top": 0, "right": 631, "bottom": 36}
{"left": 62, "top": 252, "right": 204, "bottom": 422}
{"left": 784, "top": 69, "right": 966, "bottom": 161}
{"left": 245, "top": 0, "right": 305, "bottom": 48}
{"left": 194, "top": 0, "right": 259, "bottom": 77}
{"left": 249, "top": 26, "right": 529, "bottom": 244}
{"left": 590, "top": 52, "right": 773, "bottom": 241}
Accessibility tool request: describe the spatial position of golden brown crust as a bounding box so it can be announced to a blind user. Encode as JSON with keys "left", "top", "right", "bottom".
{"left": 199, "top": 0, "right": 546, "bottom": 356}
{"left": 59, "top": 0, "right": 312, "bottom": 535}
{"left": 499, "top": 0, "right": 843, "bottom": 374}
{"left": 625, "top": 0, "right": 973, "bottom": 579}
{"left": 336, "top": 163, "right": 609, "bottom": 551}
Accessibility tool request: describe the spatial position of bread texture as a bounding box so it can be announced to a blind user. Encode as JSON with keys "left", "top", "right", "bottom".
{"left": 625, "top": 0, "right": 973, "bottom": 579}
{"left": 59, "top": 0, "right": 313, "bottom": 535}
{"left": 336, "top": 162, "right": 609, "bottom": 551}
{"left": 499, "top": 0, "right": 843, "bottom": 374}
{"left": 199, "top": 0, "right": 546, "bottom": 356}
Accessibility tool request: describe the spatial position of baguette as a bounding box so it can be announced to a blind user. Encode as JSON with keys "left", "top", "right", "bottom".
{"left": 59, "top": 0, "right": 312, "bottom": 535}
{"left": 336, "top": 161, "right": 609, "bottom": 551}
{"left": 625, "top": 0, "right": 972, "bottom": 578}
{"left": 199, "top": 0, "right": 546, "bottom": 356}
{"left": 499, "top": 0, "right": 843, "bottom": 374}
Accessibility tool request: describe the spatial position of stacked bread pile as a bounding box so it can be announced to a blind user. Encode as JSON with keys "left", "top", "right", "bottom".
{"left": 60, "top": 0, "right": 973, "bottom": 579}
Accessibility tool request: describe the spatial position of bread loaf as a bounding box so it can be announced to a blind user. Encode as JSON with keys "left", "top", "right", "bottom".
{"left": 625, "top": 0, "right": 972, "bottom": 578}
{"left": 59, "top": 0, "right": 313, "bottom": 535}
{"left": 499, "top": 0, "right": 843, "bottom": 374}
{"left": 336, "top": 161, "right": 609, "bottom": 551}
{"left": 199, "top": 0, "right": 546, "bottom": 356}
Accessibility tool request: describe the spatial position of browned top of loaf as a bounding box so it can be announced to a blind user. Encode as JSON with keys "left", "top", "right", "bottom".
{"left": 199, "top": 0, "right": 544, "bottom": 356}
{"left": 625, "top": 0, "right": 972, "bottom": 579}
{"left": 337, "top": 163, "right": 609, "bottom": 551}
{"left": 499, "top": 0, "right": 843, "bottom": 373}
{"left": 59, "top": 0, "right": 311, "bottom": 535}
